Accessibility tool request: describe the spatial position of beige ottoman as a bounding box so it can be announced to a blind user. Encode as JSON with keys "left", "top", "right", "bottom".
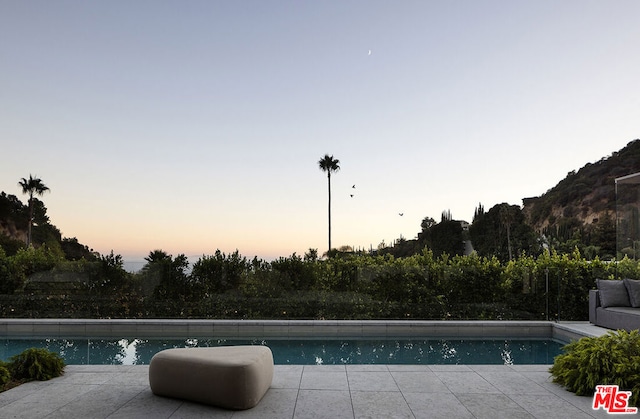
{"left": 149, "top": 346, "right": 273, "bottom": 410}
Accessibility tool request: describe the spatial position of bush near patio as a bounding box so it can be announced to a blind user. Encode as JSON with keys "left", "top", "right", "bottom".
{"left": 0, "top": 247, "right": 636, "bottom": 320}
{"left": 0, "top": 348, "right": 66, "bottom": 393}
{"left": 550, "top": 330, "right": 640, "bottom": 407}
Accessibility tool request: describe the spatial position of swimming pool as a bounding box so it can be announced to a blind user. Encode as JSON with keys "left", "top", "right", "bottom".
{"left": 0, "top": 337, "right": 565, "bottom": 365}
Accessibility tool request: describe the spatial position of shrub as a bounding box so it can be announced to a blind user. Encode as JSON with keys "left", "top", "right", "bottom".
{"left": 191, "top": 250, "right": 249, "bottom": 293}
{"left": 9, "top": 348, "right": 65, "bottom": 381}
{"left": 549, "top": 330, "right": 640, "bottom": 406}
{"left": 0, "top": 363, "right": 10, "bottom": 386}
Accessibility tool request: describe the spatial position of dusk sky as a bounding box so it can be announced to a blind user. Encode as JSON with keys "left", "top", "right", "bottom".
{"left": 2, "top": 1, "right": 639, "bottom": 267}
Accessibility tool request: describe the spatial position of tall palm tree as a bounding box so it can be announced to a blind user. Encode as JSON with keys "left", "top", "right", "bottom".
{"left": 18, "top": 174, "right": 50, "bottom": 246}
{"left": 318, "top": 154, "right": 340, "bottom": 255}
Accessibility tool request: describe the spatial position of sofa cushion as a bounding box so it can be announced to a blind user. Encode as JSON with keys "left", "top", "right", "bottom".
{"left": 602, "top": 306, "right": 640, "bottom": 315}
{"left": 624, "top": 278, "right": 640, "bottom": 308}
{"left": 597, "top": 279, "right": 630, "bottom": 308}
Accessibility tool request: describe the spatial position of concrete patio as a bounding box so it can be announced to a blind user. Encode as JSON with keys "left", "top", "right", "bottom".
{"left": 0, "top": 363, "right": 615, "bottom": 418}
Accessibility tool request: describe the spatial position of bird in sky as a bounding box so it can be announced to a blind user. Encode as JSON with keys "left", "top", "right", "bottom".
{"left": 352, "top": 185, "right": 356, "bottom": 188}
{"left": 399, "top": 213, "right": 404, "bottom": 216}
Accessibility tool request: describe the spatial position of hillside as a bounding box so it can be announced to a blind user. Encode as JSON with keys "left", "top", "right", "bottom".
{"left": 0, "top": 218, "right": 26, "bottom": 244}
{"left": 0, "top": 192, "right": 95, "bottom": 260}
{"left": 0, "top": 192, "right": 30, "bottom": 253}
{"left": 522, "top": 139, "right": 640, "bottom": 232}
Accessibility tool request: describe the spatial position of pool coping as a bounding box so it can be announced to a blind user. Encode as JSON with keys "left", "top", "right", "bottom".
{"left": 0, "top": 319, "right": 606, "bottom": 343}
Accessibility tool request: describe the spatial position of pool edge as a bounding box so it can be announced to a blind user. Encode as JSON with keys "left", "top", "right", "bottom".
{"left": 0, "top": 319, "right": 610, "bottom": 342}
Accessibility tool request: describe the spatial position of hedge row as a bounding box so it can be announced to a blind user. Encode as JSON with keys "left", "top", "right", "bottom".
{"left": 1, "top": 249, "right": 636, "bottom": 320}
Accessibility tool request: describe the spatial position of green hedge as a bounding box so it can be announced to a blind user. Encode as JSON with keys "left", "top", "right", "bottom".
{"left": 0, "top": 249, "right": 635, "bottom": 320}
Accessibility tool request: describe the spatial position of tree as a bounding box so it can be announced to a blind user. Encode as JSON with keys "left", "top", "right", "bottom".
{"left": 191, "top": 250, "right": 248, "bottom": 294}
{"left": 18, "top": 175, "right": 50, "bottom": 247}
{"left": 95, "top": 250, "right": 130, "bottom": 294}
{"left": 416, "top": 215, "right": 464, "bottom": 257}
{"left": 141, "top": 250, "right": 190, "bottom": 299}
{"left": 470, "top": 203, "right": 539, "bottom": 261}
{"left": 61, "top": 237, "right": 98, "bottom": 261}
{"left": 499, "top": 205, "right": 514, "bottom": 260}
{"left": 318, "top": 154, "right": 340, "bottom": 255}
{"left": 417, "top": 216, "right": 436, "bottom": 248}
{"left": 473, "top": 202, "right": 485, "bottom": 222}
{"left": 430, "top": 219, "right": 465, "bottom": 257}
{"left": 589, "top": 212, "right": 615, "bottom": 259}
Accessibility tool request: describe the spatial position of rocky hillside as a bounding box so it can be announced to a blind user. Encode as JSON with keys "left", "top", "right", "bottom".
{"left": 0, "top": 192, "right": 29, "bottom": 251}
{"left": 522, "top": 139, "right": 640, "bottom": 232}
{"left": 0, "top": 218, "right": 26, "bottom": 244}
{"left": 0, "top": 192, "right": 96, "bottom": 260}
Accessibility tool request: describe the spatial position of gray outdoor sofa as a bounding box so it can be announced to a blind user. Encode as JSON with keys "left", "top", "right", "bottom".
{"left": 589, "top": 278, "right": 640, "bottom": 331}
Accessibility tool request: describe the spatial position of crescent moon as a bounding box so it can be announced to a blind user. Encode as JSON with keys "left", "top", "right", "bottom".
{"left": 368, "top": 50, "right": 372, "bottom": 56}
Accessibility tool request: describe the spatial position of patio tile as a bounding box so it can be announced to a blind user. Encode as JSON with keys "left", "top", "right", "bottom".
{"left": 469, "top": 365, "right": 513, "bottom": 372}
{"left": 300, "top": 369, "right": 349, "bottom": 391}
{"left": 347, "top": 364, "right": 389, "bottom": 372}
{"left": 525, "top": 373, "right": 579, "bottom": 398}
{"left": 537, "top": 389, "right": 613, "bottom": 419}
{"left": 233, "top": 388, "right": 298, "bottom": 419}
{"left": 404, "top": 392, "right": 473, "bottom": 418}
{"left": 347, "top": 371, "right": 399, "bottom": 392}
{"left": 518, "top": 371, "right": 557, "bottom": 386}
{"left": 45, "top": 384, "right": 147, "bottom": 418}
{"left": 1, "top": 399, "right": 62, "bottom": 419}
{"left": 390, "top": 371, "right": 450, "bottom": 394}
{"left": 478, "top": 371, "right": 550, "bottom": 395}
{"left": 531, "top": 379, "right": 610, "bottom": 417}
{"left": 386, "top": 364, "right": 430, "bottom": 372}
{"left": 106, "top": 389, "right": 181, "bottom": 419}
{"left": 53, "top": 371, "right": 120, "bottom": 385}
{"left": 427, "top": 364, "right": 472, "bottom": 372}
{"left": 104, "top": 370, "right": 150, "bottom": 386}
{"left": 304, "top": 365, "right": 346, "bottom": 372}
{"left": 351, "top": 391, "right": 413, "bottom": 418}
{"left": 435, "top": 371, "right": 501, "bottom": 394}
{"left": 166, "top": 401, "right": 233, "bottom": 418}
{"left": 559, "top": 393, "right": 612, "bottom": 419}
{"left": 509, "top": 364, "right": 553, "bottom": 372}
{"left": 1, "top": 383, "right": 100, "bottom": 419}
{"left": 457, "top": 393, "right": 534, "bottom": 419}
{"left": 272, "top": 365, "right": 303, "bottom": 389}
{"left": 508, "top": 393, "right": 597, "bottom": 419}
{"left": 0, "top": 380, "right": 50, "bottom": 408}
{"left": 65, "top": 364, "right": 127, "bottom": 373}
{"left": 294, "top": 390, "right": 354, "bottom": 419}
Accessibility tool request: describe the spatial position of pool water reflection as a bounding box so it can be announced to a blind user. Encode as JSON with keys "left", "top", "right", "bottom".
{"left": 0, "top": 337, "right": 564, "bottom": 365}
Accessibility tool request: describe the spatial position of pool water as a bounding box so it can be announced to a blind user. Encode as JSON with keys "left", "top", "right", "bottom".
{"left": 0, "top": 337, "right": 565, "bottom": 365}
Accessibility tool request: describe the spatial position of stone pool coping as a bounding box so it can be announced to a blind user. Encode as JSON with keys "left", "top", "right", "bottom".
{"left": 0, "top": 319, "right": 606, "bottom": 343}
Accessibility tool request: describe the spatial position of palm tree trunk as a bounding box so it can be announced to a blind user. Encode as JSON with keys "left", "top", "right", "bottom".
{"left": 327, "top": 173, "right": 332, "bottom": 253}
{"left": 27, "top": 195, "right": 33, "bottom": 247}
